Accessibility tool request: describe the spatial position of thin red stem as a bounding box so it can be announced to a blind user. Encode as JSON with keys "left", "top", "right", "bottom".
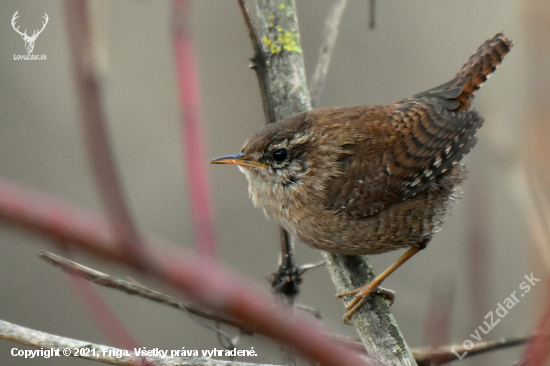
{"left": 67, "top": 274, "right": 140, "bottom": 350}
{"left": 522, "top": 284, "right": 550, "bottom": 366}
{"left": 172, "top": 0, "right": 217, "bottom": 257}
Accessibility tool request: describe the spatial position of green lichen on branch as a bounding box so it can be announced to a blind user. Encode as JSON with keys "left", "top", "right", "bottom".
{"left": 262, "top": 26, "right": 303, "bottom": 54}
{"left": 255, "top": 0, "right": 311, "bottom": 121}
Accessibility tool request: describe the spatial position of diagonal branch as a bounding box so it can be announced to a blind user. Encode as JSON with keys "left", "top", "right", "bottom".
{"left": 64, "top": 0, "right": 146, "bottom": 264}
{"left": 413, "top": 335, "right": 542, "bottom": 365}
{"left": 39, "top": 251, "right": 252, "bottom": 334}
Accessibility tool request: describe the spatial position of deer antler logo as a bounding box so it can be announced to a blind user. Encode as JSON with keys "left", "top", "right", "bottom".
{"left": 11, "top": 11, "right": 49, "bottom": 54}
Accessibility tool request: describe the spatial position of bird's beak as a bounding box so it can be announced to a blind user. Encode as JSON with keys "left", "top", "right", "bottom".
{"left": 210, "top": 153, "right": 267, "bottom": 168}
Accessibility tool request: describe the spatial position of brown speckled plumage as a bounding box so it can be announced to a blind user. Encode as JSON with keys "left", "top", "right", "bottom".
{"left": 230, "top": 33, "right": 511, "bottom": 255}
{"left": 212, "top": 33, "right": 512, "bottom": 321}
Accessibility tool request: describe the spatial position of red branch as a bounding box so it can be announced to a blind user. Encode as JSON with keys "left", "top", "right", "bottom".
{"left": 522, "top": 283, "right": 550, "bottom": 366}
{"left": 0, "top": 178, "right": 370, "bottom": 366}
{"left": 64, "top": 0, "right": 146, "bottom": 264}
{"left": 67, "top": 275, "right": 140, "bottom": 350}
{"left": 172, "top": 0, "right": 217, "bottom": 257}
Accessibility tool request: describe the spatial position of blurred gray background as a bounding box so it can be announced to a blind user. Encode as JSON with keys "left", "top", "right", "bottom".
{"left": 0, "top": 0, "right": 542, "bottom": 365}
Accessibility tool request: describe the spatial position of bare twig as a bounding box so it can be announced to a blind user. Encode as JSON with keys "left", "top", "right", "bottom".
{"left": 38, "top": 251, "right": 391, "bottom": 359}
{"left": 0, "top": 319, "right": 277, "bottom": 366}
{"left": 423, "top": 281, "right": 454, "bottom": 356}
{"left": 368, "top": 0, "right": 376, "bottom": 29}
{"left": 413, "top": 335, "right": 538, "bottom": 366}
{"left": 309, "top": 0, "right": 348, "bottom": 108}
{"left": 39, "top": 251, "right": 252, "bottom": 334}
{"left": 237, "top": 0, "right": 277, "bottom": 125}
{"left": 334, "top": 333, "right": 537, "bottom": 364}
{"left": 269, "top": 228, "right": 300, "bottom": 301}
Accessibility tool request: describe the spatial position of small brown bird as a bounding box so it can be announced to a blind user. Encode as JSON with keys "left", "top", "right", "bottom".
{"left": 212, "top": 33, "right": 512, "bottom": 323}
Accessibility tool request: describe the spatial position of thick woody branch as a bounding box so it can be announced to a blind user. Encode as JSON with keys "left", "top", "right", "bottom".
{"left": 253, "top": 0, "right": 311, "bottom": 121}
{"left": 244, "top": 2, "right": 312, "bottom": 364}
{"left": 324, "top": 254, "right": 416, "bottom": 365}
{"left": 240, "top": 1, "right": 416, "bottom": 365}
{"left": 236, "top": 4, "right": 303, "bottom": 326}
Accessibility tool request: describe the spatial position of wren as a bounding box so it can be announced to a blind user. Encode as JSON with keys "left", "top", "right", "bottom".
{"left": 212, "top": 33, "right": 512, "bottom": 323}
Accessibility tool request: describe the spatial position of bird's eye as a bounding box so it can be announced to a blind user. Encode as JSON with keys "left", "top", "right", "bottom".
{"left": 272, "top": 148, "right": 288, "bottom": 163}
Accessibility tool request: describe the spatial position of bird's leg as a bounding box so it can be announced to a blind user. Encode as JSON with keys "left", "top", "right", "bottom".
{"left": 337, "top": 245, "right": 425, "bottom": 324}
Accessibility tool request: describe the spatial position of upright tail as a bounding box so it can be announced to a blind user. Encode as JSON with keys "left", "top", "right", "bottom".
{"left": 451, "top": 33, "right": 513, "bottom": 111}
{"left": 414, "top": 33, "right": 512, "bottom": 111}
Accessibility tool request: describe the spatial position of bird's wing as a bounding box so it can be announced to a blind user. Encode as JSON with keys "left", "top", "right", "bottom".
{"left": 324, "top": 98, "right": 484, "bottom": 218}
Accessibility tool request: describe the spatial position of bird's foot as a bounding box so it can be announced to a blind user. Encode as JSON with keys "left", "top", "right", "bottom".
{"left": 337, "top": 283, "right": 395, "bottom": 324}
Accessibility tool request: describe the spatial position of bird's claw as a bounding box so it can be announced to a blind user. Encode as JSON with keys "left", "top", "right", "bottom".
{"left": 337, "top": 283, "right": 396, "bottom": 324}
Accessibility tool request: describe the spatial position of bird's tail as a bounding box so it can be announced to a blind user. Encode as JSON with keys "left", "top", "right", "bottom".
{"left": 414, "top": 33, "right": 512, "bottom": 111}
{"left": 451, "top": 33, "right": 513, "bottom": 111}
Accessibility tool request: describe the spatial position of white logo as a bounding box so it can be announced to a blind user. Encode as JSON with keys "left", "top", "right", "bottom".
{"left": 11, "top": 10, "right": 48, "bottom": 54}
